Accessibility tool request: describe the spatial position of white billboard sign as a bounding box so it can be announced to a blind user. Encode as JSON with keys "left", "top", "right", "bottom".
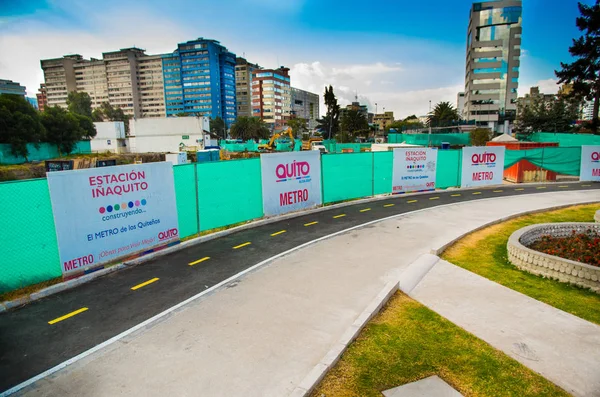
{"left": 461, "top": 146, "right": 505, "bottom": 188}
{"left": 392, "top": 148, "right": 437, "bottom": 193}
{"left": 47, "top": 162, "right": 180, "bottom": 278}
{"left": 260, "top": 151, "right": 322, "bottom": 216}
{"left": 580, "top": 145, "right": 600, "bottom": 182}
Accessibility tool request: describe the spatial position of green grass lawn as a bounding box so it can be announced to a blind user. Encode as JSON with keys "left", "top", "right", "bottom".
{"left": 442, "top": 203, "right": 600, "bottom": 326}
{"left": 312, "top": 292, "right": 568, "bottom": 397}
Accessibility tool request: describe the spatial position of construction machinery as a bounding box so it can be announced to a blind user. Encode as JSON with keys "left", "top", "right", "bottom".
{"left": 302, "top": 137, "right": 324, "bottom": 151}
{"left": 258, "top": 128, "right": 295, "bottom": 152}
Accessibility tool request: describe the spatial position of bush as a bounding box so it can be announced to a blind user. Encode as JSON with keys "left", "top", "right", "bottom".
{"left": 469, "top": 128, "right": 492, "bottom": 146}
{"left": 528, "top": 229, "right": 600, "bottom": 267}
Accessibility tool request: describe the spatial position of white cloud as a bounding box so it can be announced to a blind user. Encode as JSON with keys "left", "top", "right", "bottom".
{"left": 0, "top": 9, "right": 191, "bottom": 96}
{"left": 518, "top": 78, "right": 560, "bottom": 97}
{"left": 290, "top": 61, "right": 461, "bottom": 119}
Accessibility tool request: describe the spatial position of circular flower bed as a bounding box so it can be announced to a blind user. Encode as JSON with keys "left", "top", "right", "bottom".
{"left": 527, "top": 229, "right": 600, "bottom": 267}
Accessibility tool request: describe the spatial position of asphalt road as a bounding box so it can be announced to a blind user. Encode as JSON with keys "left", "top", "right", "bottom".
{"left": 0, "top": 182, "right": 599, "bottom": 393}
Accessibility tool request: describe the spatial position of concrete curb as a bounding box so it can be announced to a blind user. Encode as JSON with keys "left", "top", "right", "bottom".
{"left": 0, "top": 183, "right": 595, "bottom": 314}
{"left": 432, "top": 200, "right": 600, "bottom": 256}
{"left": 398, "top": 254, "right": 440, "bottom": 294}
{"left": 289, "top": 279, "right": 400, "bottom": 397}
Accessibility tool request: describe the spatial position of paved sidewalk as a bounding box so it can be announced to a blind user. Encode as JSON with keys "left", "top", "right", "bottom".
{"left": 409, "top": 259, "right": 600, "bottom": 397}
{"left": 19, "top": 191, "right": 599, "bottom": 396}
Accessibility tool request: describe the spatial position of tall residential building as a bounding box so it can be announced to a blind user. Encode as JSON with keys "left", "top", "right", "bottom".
{"left": 0, "top": 79, "right": 27, "bottom": 96}
{"left": 457, "top": 92, "right": 465, "bottom": 118}
{"left": 516, "top": 86, "right": 555, "bottom": 116}
{"left": 340, "top": 101, "right": 369, "bottom": 120}
{"left": 36, "top": 84, "right": 48, "bottom": 111}
{"left": 163, "top": 38, "right": 237, "bottom": 126}
{"left": 291, "top": 87, "right": 319, "bottom": 131}
{"left": 235, "top": 57, "right": 261, "bottom": 118}
{"left": 40, "top": 55, "right": 81, "bottom": 108}
{"left": 581, "top": 101, "right": 595, "bottom": 121}
{"left": 463, "top": 0, "right": 522, "bottom": 133}
{"left": 40, "top": 38, "right": 236, "bottom": 124}
{"left": 252, "top": 67, "right": 291, "bottom": 130}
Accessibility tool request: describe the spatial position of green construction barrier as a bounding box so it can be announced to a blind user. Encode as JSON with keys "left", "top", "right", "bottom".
{"left": 0, "top": 141, "right": 92, "bottom": 165}
{"left": 529, "top": 132, "right": 600, "bottom": 147}
{"left": 197, "top": 158, "right": 263, "bottom": 231}
{"left": 322, "top": 153, "right": 373, "bottom": 203}
{"left": 173, "top": 164, "right": 199, "bottom": 238}
{"left": 373, "top": 151, "right": 393, "bottom": 195}
{"left": 0, "top": 179, "right": 61, "bottom": 293}
{"left": 504, "top": 147, "right": 581, "bottom": 176}
{"left": 436, "top": 150, "right": 462, "bottom": 188}
{"left": 388, "top": 133, "right": 471, "bottom": 146}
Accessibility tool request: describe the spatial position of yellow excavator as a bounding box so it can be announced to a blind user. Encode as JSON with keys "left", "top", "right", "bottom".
{"left": 258, "top": 127, "right": 295, "bottom": 152}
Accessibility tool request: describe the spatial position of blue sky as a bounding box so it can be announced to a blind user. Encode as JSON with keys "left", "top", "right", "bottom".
{"left": 0, "top": 0, "right": 591, "bottom": 117}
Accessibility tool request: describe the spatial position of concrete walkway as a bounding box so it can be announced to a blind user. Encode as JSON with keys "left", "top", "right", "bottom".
{"left": 19, "top": 191, "right": 600, "bottom": 397}
{"left": 410, "top": 259, "right": 600, "bottom": 397}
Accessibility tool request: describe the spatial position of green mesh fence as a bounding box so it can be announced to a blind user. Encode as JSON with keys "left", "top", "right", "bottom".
{"left": 197, "top": 158, "right": 263, "bottom": 231}
{"left": 173, "top": 164, "right": 199, "bottom": 238}
{"left": 504, "top": 147, "right": 581, "bottom": 176}
{"left": 322, "top": 153, "right": 373, "bottom": 203}
{"left": 528, "top": 132, "right": 600, "bottom": 147}
{"left": 388, "top": 133, "right": 471, "bottom": 146}
{"left": 0, "top": 179, "right": 61, "bottom": 293}
{"left": 373, "top": 152, "right": 393, "bottom": 195}
{"left": 436, "top": 150, "right": 462, "bottom": 188}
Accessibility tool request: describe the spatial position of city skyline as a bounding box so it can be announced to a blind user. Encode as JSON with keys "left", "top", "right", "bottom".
{"left": 0, "top": 0, "right": 592, "bottom": 119}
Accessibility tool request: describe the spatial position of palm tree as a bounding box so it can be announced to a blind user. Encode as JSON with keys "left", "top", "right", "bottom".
{"left": 427, "top": 101, "right": 460, "bottom": 127}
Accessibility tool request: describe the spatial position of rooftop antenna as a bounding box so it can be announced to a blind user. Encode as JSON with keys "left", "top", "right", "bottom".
{"left": 355, "top": 90, "right": 358, "bottom": 102}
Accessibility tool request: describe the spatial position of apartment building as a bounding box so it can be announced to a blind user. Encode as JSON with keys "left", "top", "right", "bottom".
{"left": 36, "top": 84, "right": 48, "bottom": 111}
{"left": 463, "top": 0, "right": 522, "bottom": 133}
{"left": 373, "top": 111, "right": 394, "bottom": 132}
{"left": 291, "top": 87, "right": 319, "bottom": 131}
{"left": 40, "top": 55, "right": 80, "bottom": 108}
{"left": 40, "top": 38, "right": 235, "bottom": 122}
{"left": 235, "top": 57, "right": 261, "bottom": 118}
{"left": 0, "top": 79, "right": 27, "bottom": 96}
{"left": 252, "top": 67, "right": 291, "bottom": 130}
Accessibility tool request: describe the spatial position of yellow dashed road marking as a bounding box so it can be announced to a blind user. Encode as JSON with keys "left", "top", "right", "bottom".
{"left": 270, "top": 230, "right": 286, "bottom": 237}
{"left": 333, "top": 214, "right": 346, "bottom": 218}
{"left": 383, "top": 204, "right": 395, "bottom": 207}
{"left": 48, "top": 308, "right": 88, "bottom": 325}
{"left": 233, "top": 242, "right": 251, "bottom": 249}
{"left": 359, "top": 208, "right": 371, "bottom": 212}
{"left": 131, "top": 278, "right": 159, "bottom": 291}
{"left": 429, "top": 197, "right": 440, "bottom": 200}
{"left": 304, "top": 221, "right": 318, "bottom": 226}
{"left": 188, "top": 257, "right": 210, "bottom": 266}
{"left": 407, "top": 200, "right": 418, "bottom": 203}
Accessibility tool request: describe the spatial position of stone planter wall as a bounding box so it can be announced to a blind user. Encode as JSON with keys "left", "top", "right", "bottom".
{"left": 507, "top": 223, "right": 600, "bottom": 293}
{"left": 595, "top": 210, "right": 600, "bottom": 223}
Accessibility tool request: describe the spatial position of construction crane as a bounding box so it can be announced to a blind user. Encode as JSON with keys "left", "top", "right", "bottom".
{"left": 258, "top": 127, "right": 295, "bottom": 152}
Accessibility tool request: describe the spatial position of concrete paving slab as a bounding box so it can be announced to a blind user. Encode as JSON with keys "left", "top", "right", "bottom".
{"left": 382, "top": 375, "right": 463, "bottom": 397}
{"left": 17, "top": 191, "right": 599, "bottom": 397}
{"left": 409, "top": 259, "right": 600, "bottom": 397}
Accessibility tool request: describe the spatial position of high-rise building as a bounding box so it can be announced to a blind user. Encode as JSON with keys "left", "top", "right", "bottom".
{"left": 36, "top": 84, "right": 47, "bottom": 111}
{"left": 291, "top": 87, "right": 319, "bottom": 131}
{"left": 163, "top": 38, "right": 237, "bottom": 126}
{"left": 0, "top": 79, "right": 27, "bottom": 96}
{"left": 463, "top": 0, "right": 522, "bottom": 133}
{"left": 516, "top": 86, "right": 555, "bottom": 117}
{"left": 581, "top": 101, "right": 595, "bottom": 121}
{"left": 236, "top": 57, "right": 261, "bottom": 118}
{"left": 340, "top": 101, "right": 369, "bottom": 120}
{"left": 40, "top": 38, "right": 236, "bottom": 124}
{"left": 252, "top": 67, "right": 291, "bottom": 130}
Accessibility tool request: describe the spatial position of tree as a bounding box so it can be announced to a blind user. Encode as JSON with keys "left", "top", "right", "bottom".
{"left": 66, "top": 92, "right": 92, "bottom": 118}
{"left": 427, "top": 101, "right": 460, "bottom": 127}
{"left": 92, "top": 102, "right": 131, "bottom": 133}
{"left": 210, "top": 116, "right": 226, "bottom": 139}
{"left": 339, "top": 109, "right": 369, "bottom": 142}
{"left": 386, "top": 115, "right": 425, "bottom": 133}
{"left": 41, "top": 106, "right": 96, "bottom": 155}
{"left": 555, "top": 1, "right": 600, "bottom": 134}
{"left": 229, "top": 117, "right": 270, "bottom": 141}
{"left": 514, "top": 96, "right": 579, "bottom": 134}
{"left": 287, "top": 117, "right": 308, "bottom": 138}
{"left": 0, "top": 94, "right": 45, "bottom": 160}
{"left": 316, "top": 85, "right": 340, "bottom": 139}
{"left": 469, "top": 128, "right": 492, "bottom": 146}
